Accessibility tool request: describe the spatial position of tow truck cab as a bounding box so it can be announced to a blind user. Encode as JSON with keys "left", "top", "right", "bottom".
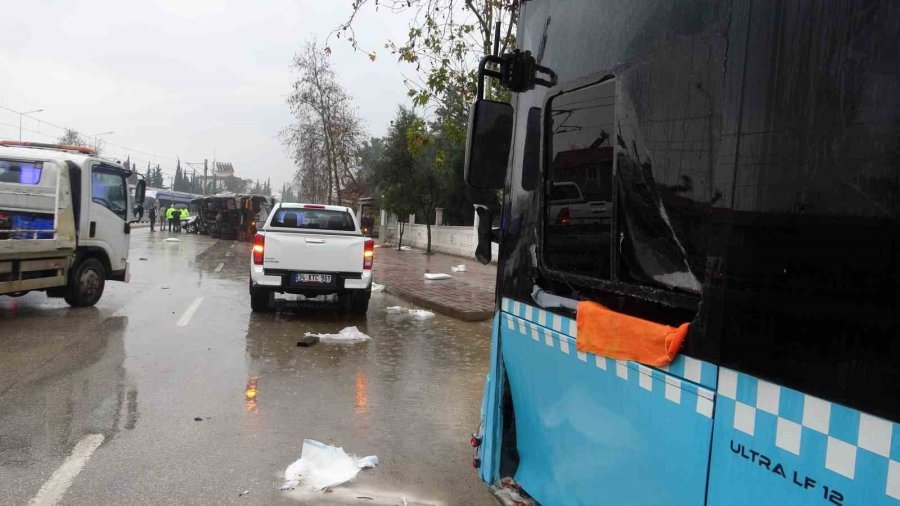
{"left": 0, "top": 141, "right": 145, "bottom": 306}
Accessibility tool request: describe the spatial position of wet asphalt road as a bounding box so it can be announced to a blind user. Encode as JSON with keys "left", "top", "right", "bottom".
{"left": 0, "top": 229, "right": 497, "bottom": 505}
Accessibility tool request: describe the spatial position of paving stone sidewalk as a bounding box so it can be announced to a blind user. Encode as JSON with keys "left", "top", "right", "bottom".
{"left": 371, "top": 245, "right": 496, "bottom": 321}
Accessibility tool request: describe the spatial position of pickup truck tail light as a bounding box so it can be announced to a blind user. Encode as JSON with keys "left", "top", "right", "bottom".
{"left": 556, "top": 207, "right": 570, "bottom": 225}
{"left": 363, "top": 239, "right": 374, "bottom": 269}
{"left": 252, "top": 234, "right": 265, "bottom": 265}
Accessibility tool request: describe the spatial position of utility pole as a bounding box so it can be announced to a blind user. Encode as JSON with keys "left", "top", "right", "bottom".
{"left": 203, "top": 159, "right": 208, "bottom": 195}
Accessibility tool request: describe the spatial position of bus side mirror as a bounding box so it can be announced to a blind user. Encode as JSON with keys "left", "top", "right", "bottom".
{"left": 132, "top": 180, "right": 146, "bottom": 222}
{"left": 465, "top": 99, "right": 513, "bottom": 189}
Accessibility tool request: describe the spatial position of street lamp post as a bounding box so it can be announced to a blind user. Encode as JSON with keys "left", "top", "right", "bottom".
{"left": 18, "top": 109, "right": 44, "bottom": 141}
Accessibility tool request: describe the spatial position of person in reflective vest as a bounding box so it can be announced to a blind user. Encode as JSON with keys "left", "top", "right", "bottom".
{"left": 180, "top": 207, "right": 189, "bottom": 233}
{"left": 166, "top": 205, "right": 177, "bottom": 232}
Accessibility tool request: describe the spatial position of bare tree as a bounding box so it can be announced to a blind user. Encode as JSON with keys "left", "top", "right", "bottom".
{"left": 282, "top": 40, "right": 365, "bottom": 205}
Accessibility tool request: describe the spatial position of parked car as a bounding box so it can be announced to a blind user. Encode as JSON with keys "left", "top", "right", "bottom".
{"left": 248, "top": 203, "right": 374, "bottom": 314}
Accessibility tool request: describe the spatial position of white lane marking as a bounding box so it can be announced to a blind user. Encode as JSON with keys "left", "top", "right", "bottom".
{"left": 177, "top": 297, "right": 204, "bottom": 327}
{"left": 30, "top": 434, "right": 104, "bottom": 506}
{"left": 214, "top": 262, "right": 224, "bottom": 272}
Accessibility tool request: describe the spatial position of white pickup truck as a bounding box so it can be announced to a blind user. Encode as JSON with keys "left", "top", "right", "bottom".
{"left": 248, "top": 203, "right": 374, "bottom": 314}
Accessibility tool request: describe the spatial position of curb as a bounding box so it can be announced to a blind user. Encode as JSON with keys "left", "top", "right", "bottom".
{"left": 381, "top": 283, "right": 494, "bottom": 322}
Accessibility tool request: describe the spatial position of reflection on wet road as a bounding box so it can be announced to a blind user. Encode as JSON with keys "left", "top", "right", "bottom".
{"left": 0, "top": 230, "right": 495, "bottom": 505}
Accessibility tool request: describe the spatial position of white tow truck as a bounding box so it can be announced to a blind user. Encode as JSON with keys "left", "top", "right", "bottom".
{"left": 0, "top": 141, "right": 145, "bottom": 307}
{"left": 249, "top": 203, "right": 374, "bottom": 315}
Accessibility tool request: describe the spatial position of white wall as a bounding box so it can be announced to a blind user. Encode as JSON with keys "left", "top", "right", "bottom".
{"left": 382, "top": 219, "right": 499, "bottom": 262}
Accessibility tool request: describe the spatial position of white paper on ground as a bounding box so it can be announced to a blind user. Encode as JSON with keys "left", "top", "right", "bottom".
{"left": 399, "top": 246, "right": 413, "bottom": 251}
{"left": 451, "top": 264, "right": 467, "bottom": 272}
{"left": 304, "top": 326, "right": 371, "bottom": 342}
{"left": 281, "top": 439, "right": 378, "bottom": 490}
{"left": 164, "top": 238, "right": 180, "bottom": 242}
{"left": 424, "top": 273, "right": 451, "bottom": 280}
{"left": 370, "top": 282, "right": 385, "bottom": 292}
{"left": 385, "top": 306, "right": 407, "bottom": 314}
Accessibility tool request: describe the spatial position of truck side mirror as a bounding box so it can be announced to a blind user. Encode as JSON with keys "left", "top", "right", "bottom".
{"left": 465, "top": 99, "right": 513, "bottom": 189}
{"left": 132, "top": 180, "right": 146, "bottom": 222}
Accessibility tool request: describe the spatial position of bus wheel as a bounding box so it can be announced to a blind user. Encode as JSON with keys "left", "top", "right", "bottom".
{"left": 65, "top": 258, "right": 106, "bottom": 307}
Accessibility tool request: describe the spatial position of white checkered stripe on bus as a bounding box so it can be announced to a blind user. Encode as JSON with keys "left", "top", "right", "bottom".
{"left": 718, "top": 367, "right": 900, "bottom": 501}
{"left": 501, "top": 310, "right": 715, "bottom": 419}
{"left": 500, "top": 297, "right": 718, "bottom": 389}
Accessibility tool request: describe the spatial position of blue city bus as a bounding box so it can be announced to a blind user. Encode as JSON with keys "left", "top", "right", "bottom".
{"left": 465, "top": 1, "right": 899, "bottom": 504}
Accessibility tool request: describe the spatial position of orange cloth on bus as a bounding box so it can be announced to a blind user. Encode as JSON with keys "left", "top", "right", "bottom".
{"left": 575, "top": 301, "right": 688, "bottom": 367}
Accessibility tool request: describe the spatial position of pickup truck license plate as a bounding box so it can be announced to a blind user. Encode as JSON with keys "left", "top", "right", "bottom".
{"left": 292, "top": 272, "right": 333, "bottom": 285}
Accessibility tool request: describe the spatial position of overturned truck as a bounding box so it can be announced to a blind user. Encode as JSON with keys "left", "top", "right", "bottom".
{"left": 193, "top": 192, "right": 274, "bottom": 241}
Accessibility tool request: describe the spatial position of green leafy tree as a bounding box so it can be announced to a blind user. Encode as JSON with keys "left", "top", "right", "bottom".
{"left": 375, "top": 107, "right": 444, "bottom": 253}
{"left": 334, "top": 0, "right": 518, "bottom": 109}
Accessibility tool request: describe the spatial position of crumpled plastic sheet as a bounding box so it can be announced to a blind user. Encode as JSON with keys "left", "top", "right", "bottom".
{"left": 424, "top": 273, "right": 451, "bottom": 280}
{"left": 281, "top": 439, "right": 378, "bottom": 491}
{"left": 371, "top": 282, "right": 385, "bottom": 292}
{"left": 304, "top": 326, "right": 371, "bottom": 342}
{"left": 451, "top": 264, "right": 467, "bottom": 272}
{"left": 164, "top": 238, "right": 180, "bottom": 242}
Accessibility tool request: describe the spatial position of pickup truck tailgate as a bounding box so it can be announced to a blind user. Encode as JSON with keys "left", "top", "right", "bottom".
{"left": 264, "top": 231, "right": 364, "bottom": 273}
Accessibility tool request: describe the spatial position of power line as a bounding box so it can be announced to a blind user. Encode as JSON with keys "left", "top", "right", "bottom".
{"left": 0, "top": 104, "right": 181, "bottom": 164}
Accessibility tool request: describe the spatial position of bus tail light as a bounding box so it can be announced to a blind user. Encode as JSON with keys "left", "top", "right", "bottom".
{"left": 363, "top": 239, "right": 374, "bottom": 269}
{"left": 253, "top": 234, "right": 265, "bottom": 265}
{"left": 556, "top": 207, "right": 570, "bottom": 225}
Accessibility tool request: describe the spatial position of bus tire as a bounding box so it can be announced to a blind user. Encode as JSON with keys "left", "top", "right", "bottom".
{"left": 64, "top": 258, "right": 106, "bottom": 307}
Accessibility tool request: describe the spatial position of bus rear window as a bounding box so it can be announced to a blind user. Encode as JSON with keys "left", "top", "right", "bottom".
{"left": 270, "top": 208, "right": 355, "bottom": 231}
{"left": 0, "top": 160, "right": 42, "bottom": 184}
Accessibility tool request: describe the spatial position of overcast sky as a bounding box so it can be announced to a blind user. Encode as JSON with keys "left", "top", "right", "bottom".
{"left": 0, "top": 0, "right": 413, "bottom": 189}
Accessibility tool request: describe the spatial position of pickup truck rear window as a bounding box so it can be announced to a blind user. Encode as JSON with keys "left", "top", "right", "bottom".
{"left": 0, "top": 160, "right": 42, "bottom": 185}
{"left": 270, "top": 209, "right": 355, "bottom": 231}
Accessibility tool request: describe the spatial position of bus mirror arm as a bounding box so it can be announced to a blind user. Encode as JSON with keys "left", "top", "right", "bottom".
{"left": 474, "top": 205, "right": 496, "bottom": 265}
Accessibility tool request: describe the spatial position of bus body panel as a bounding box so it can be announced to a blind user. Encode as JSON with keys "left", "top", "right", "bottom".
{"left": 492, "top": 299, "right": 717, "bottom": 505}
{"left": 475, "top": 0, "right": 900, "bottom": 503}
{"left": 708, "top": 368, "right": 900, "bottom": 505}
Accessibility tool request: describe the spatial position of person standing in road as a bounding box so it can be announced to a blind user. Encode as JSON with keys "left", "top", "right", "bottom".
{"left": 149, "top": 204, "right": 158, "bottom": 232}
{"left": 180, "top": 207, "right": 189, "bottom": 233}
{"left": 166, "top": 204, "right": 177, "bottom": 232}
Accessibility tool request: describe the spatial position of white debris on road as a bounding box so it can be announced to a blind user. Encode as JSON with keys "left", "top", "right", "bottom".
{"left": 424, "top": 273, "right": 451, "bottom": 280}
{"left": 371, "top": 282, "right": 385, "bottom": 292}
{"left": 451, "top": 264, "right": 467, "bottom": 272}
{"left": 164, "top": 238, "right": 180, "bottom": 242}
{"left": 399, "top": 246, "right": 413, "bottom": 251}
{"left": 281, "top": 439, "right": 378, "bottom": 491}
{"left": 385, "top": 307, "right": 436, "bottom": 319}
{"left": 304, "top": 326, "right": 371, "bottom": 342}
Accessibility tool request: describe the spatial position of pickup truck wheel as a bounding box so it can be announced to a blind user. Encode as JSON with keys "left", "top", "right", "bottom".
{"left": 250, "top": 284, "right": 274, "bottom": 313}
{"left": 64, "top": 258, "right": 105, "bottom": 307}
{"left": 341, "top": 291, "right": 370, "bottom": 316}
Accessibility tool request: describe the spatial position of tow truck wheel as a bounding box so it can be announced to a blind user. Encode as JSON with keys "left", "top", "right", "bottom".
{"left": 249, "top": 283, "right": 274, "bottom": 313}
{"left": 64, "top": 258, "right": 105, "bottom": 307}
